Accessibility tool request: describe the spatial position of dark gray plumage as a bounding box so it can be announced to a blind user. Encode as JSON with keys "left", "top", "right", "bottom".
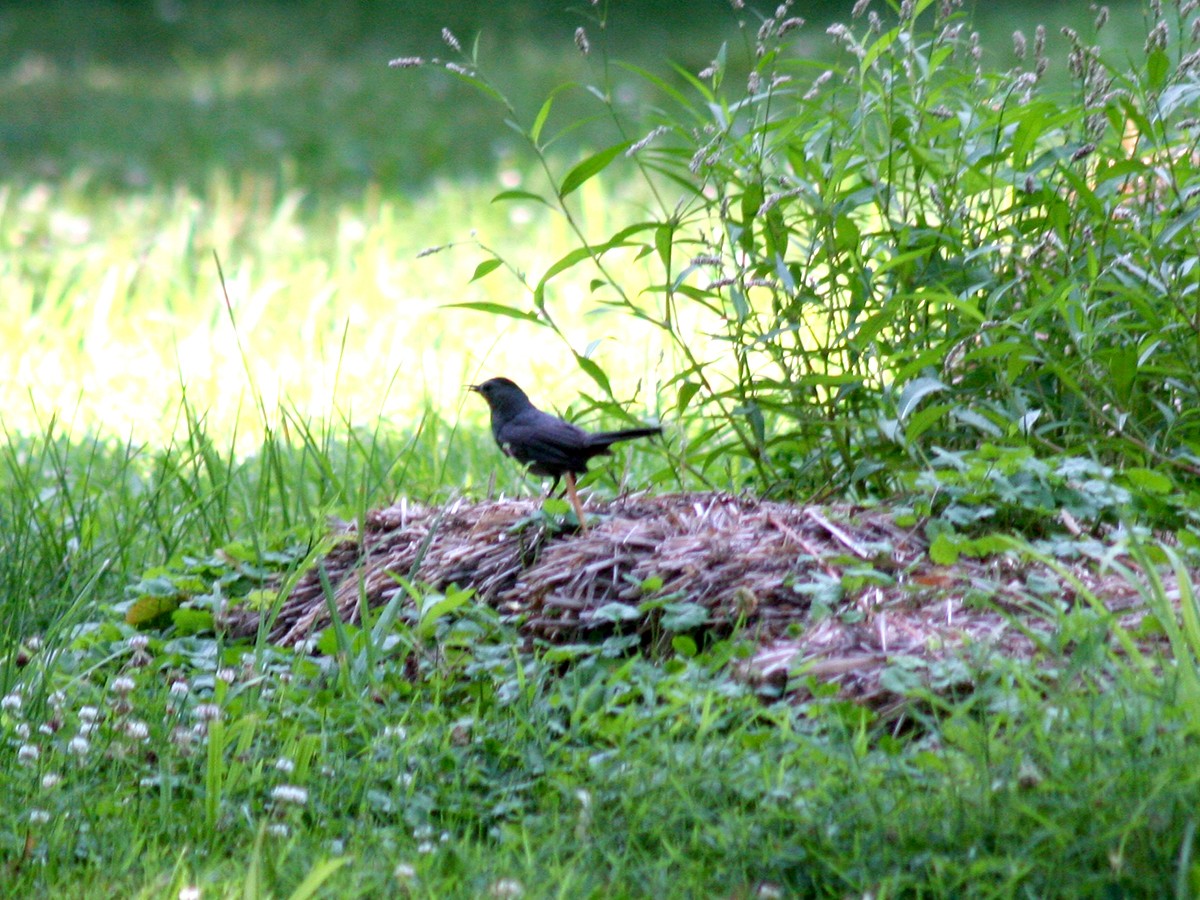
{"left": 469, "top": 377, "right": 661, "bottom": 491}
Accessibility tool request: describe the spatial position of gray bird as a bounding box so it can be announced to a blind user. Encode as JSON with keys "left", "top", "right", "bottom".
{"left": 469, "top": 376, "right": 660, "bottom": 528}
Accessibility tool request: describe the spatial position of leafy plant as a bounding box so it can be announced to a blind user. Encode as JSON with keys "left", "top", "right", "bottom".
{"left": 401, "top": 0, "right": 1200, "bottom": 507}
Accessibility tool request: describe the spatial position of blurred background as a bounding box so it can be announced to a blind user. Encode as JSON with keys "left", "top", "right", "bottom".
{"left": 0, "top": 0, "right": 1150, "bottom": 191}
{"left": 0, "top": 0, "right": 1151, "bottom": 444}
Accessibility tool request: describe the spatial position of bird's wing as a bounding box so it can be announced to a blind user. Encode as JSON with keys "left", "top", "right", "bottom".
{"left": 497, "top": 410, "right": 592, "bottom": 470}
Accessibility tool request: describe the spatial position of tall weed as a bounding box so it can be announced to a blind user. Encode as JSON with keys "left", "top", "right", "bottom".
{"left": 405, "top": 0, "right": 1200, "bottom": 499}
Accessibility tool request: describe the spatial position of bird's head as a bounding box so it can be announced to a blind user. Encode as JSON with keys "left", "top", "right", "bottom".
{"left": 468, "top": 377, "right": 534, "bottom": 416}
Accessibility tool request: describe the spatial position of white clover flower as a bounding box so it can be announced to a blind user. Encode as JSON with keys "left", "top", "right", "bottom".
{"left": 275, "top": 757, "right": 295, "bottom": 775}
{"left": 124, "top": 720, "right": 149, "bottom": 741}
{"left": 490, "top": 879, "right": 524, "bottom": 897}
{"left": 128, "top": 635, "right": 150, "bottom": 652}
{"left": 216, "top": 668, "right": 237, "bottom": 684}
{"left": 41, "top": 772, "right": 61, "bottom": 790}
{"left": 78, "top": 706, "right": 100, "bottom": 723}
{"left": 271, "top": 784, "right": 309, "bottom": 806}
{"left": 68, "top": 735, "right": 90, "bottom": 756}
{"left": 1, "top": 692, "right": 23, "bottom": 713}
{"left": 178, "top": 887, "right": 201, "bottom": 900}
{"left": 170, "top": 726, "right": 193, "bottom": 747}
{"left": 18, "top": 744, "right": 39, "bottom": 765}
{"left": 28, "top": 809, "right": 50, "bottom": 825}
{"left": 168, "top": 680, "right": 190, "bottom": 698}
{"left": 394, "top": 862, "right": 417, "bottom": 880}
{"left": 48, "top": 691, "right": 66, "bottom": 709}
{"left": 417, "top": 841, "right": 435, "bottom": 855}
{"left": 192, "top": 704, "right": 221, "bottom": 722}
{"left": 267, "top": 823, "right": 290, "bottom": 838}
{"left": 110, "top": 676, "right": 136, "bottom": 695}
{"left": 16, "top": 723, "right": 31, "bottom": 739}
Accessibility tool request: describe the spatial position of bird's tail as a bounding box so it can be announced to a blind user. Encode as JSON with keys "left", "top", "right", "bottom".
{"left": 588, "top": 426, "right": 662, "bottom": 449}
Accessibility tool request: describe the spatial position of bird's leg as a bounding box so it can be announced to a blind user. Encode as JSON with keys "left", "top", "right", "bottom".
{"left": 563, "top": 472, "right": 588, "bottom": 534}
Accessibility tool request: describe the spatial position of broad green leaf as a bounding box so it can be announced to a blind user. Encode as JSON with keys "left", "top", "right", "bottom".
{"left": 469, "top": 258, "right": 503, "bottom": 282}
{"left": 417, "top": 587, "right": 474, "bottom": 639}
{"left": 126, "top": 594, "right": 180, "bottom": 626}
{"left": 654, "top": 222, "right": 674, "bottom": 268}
{"left": 904, "top": 403, "right": 952, "bottom": 442}
{"left": 929, "top": 532, "right": 960, "bottom": 566}
{"left": 1122, "top": 467, "right": 1173, "bottom": 495}
{"left": 896, "top": 376, "right": 948, "bottom": 421}
{"left": 559, "top": 142, "right": 631, "bottom": 197}
{"left": 573, "top": 354, "right": 612, "bottom": 395}
{"left": 1147, "top": 49, "right": 1169, "bottom": 92}
{"left": 671, "top": 635, "right": 698, "bottom": 658}
{"left": 677, "top": 381, "right": 701, "bottom": 412}
{"left": 661, "top": 602, "right": 710, "bottom": 631}
{"left": 172, "top": 608, "right": 214, "bottom": 635}
{"left": 592, "top": 602, "right": 641, "bottom": 623}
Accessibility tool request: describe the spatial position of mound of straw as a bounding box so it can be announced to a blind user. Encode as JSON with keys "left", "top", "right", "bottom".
{"left": 227, "top": 493, "right": 1173, "bottom": 709}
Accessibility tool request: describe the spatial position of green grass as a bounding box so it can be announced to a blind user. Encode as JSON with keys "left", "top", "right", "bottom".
{"left": 6, "top": 595, "right": 1200, "bottom": 896}
{"left": 5, "top": 0, "right": 1200, "bottom": 895}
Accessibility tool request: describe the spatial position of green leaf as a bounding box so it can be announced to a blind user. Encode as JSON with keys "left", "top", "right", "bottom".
{"left": 559, "top": 142, "right": 631, "bottom": 197}
{"left": 443, "top": 302, "right": 543, "bottom": 324}
{"left": 1122, "top": 467, "right": 1173, "bottom": 495}
{"left": 654, "top": 223, "right": 674, "bottom": 268}
{"left": 126, "top": 594, "right": 180, "bottom": 627}
{"left": 896, "top": 376, "right": 948, "bottom": 421}
{"left": 443, "top": 68, "right": 506, "bottom": 106}
{"left": 573, "top": 354, "right": 612, "bottom": 395}
{"left": 541, "top": 497, "right": 571, "bottom": 517}
{"left": 671, "top": 635, "right": 698, "bottom": 658}
{"left": 904, "top": 403, "right": 952, "bottom": 442}
{"left": 469, "top": 258, "right": 503, "bottom": 282}
{"left": 417, "top": 587, "right": 474, "bottom": 639}
{"left": 530, "top": 91, "right": 556, "bottom": 145}
{"left": 492, "top": 189, "right": 551, "bottom": 207}
{"left": 929, "top": 532, "right": 961, "bottom": 566}
{"left": 677, "top": 381, "right": 701, "bottom": 412}
{"left": 172, "top": 607, "right": 215, "bottom": 635}
{"left": 539, "top": 245, "right": 596, "bottom": 286}
{"left": 592, "top": 602, "right": 641, "bottom": 623}
{"left": 1147, "top": 49, "right": 1169, "bottom": 92}
{"left": 287, "top": 858, "right": 352, "bottom": 900}
{"left": 661, "top": 602, "right": 710, "bottom": 631}
{"left": 314, "top": 628, "right": 360, "bottom": 657}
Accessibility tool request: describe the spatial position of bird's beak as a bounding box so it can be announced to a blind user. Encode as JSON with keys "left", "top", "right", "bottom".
{"left": 466, "top": 383, "right": 481, "bottom": 393}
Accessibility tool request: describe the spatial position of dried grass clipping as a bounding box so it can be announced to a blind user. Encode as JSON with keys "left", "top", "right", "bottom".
{"left": 227, "top": 493, "right": 1180, "bottom": 709}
